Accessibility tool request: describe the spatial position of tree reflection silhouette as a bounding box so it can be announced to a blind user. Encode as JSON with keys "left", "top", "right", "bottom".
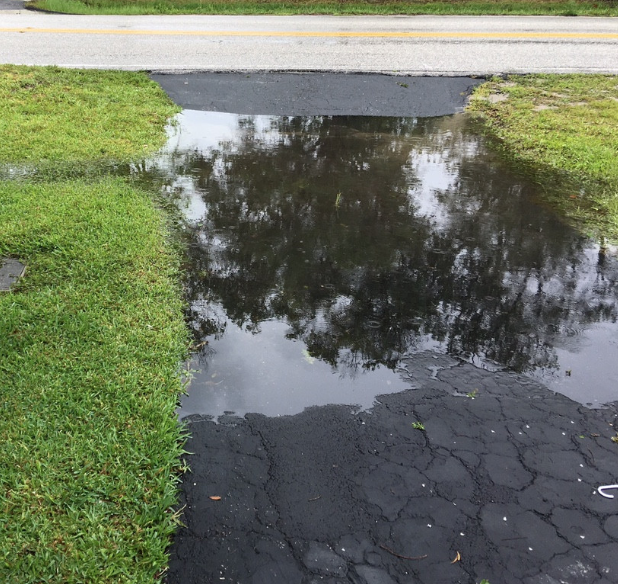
{"left": 165, "top": 114, "right": 618, "bottom": 375}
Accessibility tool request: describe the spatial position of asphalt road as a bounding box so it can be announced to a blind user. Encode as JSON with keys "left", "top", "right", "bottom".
{"left": 1, "top": 8, "right": 618, "bottom": 74}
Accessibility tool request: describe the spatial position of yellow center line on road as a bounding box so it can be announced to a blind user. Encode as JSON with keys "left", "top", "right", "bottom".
{"left": 1, "top": 27, "right": 618, "bottom": 39}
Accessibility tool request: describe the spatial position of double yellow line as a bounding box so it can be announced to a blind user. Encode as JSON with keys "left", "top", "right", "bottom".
{"left": 2, "top": 27, "right": 618, "bottom": 39}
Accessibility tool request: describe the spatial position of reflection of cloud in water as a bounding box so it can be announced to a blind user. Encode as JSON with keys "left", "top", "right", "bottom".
{"left": 406, "top": 150, "right": 459, "bottom": 229}
{"left": 534, "top": 322, "right": 618, "bottom": 407}
{"left": 166, "top": 110, "right": 239, "bottom": 151}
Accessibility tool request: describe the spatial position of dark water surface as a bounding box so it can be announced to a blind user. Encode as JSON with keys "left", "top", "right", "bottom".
{"left": 143, "top": 110, "right": 618, "bottom": 418}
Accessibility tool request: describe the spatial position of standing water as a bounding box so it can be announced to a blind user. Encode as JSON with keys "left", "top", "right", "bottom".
{"left": 142, "top": 110, "right": 618, "bottom": 418}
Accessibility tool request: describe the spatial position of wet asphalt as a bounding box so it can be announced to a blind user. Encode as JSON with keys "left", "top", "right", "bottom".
{"left": 155, "top": 73, "right": 618, "bottom": 584}
{"left": 171, "top": 356, "right": 618, "bottom": 584}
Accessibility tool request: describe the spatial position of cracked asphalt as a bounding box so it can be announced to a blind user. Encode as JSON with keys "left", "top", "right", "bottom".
{"left": 158, "top": 73, "right": 618, "bottom": 584}
{"left": 168, "top": 354, "right": 618, "bottom": 584}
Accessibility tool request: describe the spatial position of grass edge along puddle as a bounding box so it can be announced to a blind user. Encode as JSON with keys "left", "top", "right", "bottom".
{"left": 468, "top": 74, "right": 618, "bottom": 246}
{"left": 0, "top": 65, "right": 189, "bottom": 583}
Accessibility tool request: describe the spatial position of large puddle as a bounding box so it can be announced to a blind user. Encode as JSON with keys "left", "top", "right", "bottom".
{"left": 143, "top": 110, "right": 618, "bottom": 418}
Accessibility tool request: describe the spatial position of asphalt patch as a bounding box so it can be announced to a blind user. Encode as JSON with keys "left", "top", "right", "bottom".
{"left": 168, "top": 354, "right": 618, "bottom": 584}
{"left": 151, "top": 72, "right": 483, "bottom": 117}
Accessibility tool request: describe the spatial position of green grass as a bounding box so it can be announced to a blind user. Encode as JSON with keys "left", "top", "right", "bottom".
{"left": 0, "top": 66, "right": 188, "bottom": 583}
{"left": 0, "top": 66, "right": 178, "bottom": 163}
{"left": 27, "top": 0, "right": 618, "bottom": 16}
{"left": 468, "top": 74, "right": 618, "bottom": 243}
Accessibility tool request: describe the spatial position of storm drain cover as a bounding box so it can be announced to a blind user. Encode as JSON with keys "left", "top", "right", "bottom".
{"left": 0, "top": 259, "right": 26, "bottom": 291}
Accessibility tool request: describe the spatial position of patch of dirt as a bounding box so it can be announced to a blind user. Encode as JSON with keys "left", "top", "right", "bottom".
{"left": 486, "top": 93, "right": 509, "bottom": 104}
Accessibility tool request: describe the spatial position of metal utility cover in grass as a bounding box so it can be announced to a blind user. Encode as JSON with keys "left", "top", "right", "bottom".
{"left": 0, "top": 258, "right": 26, "bottom": 291}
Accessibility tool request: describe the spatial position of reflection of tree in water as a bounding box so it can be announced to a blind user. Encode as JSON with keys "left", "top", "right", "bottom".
{"left": 169, "top": 114, "right": 618, "bottom": 374}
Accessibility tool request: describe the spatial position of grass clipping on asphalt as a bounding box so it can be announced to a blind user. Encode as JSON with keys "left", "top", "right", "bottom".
{"left": 27, "top": 0, "right": 618, "bottom": 16}
{"left": 468, "top": 74, "right": 618, "bottom": 243}
{"left": 0, "top": 66, "right": 187, "bottom": 583}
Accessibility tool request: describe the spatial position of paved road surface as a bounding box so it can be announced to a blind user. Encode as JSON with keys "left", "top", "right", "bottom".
{"left": 151, "top": 72, "right": 482, "bottom": 115}
{"left": 1, "top": 9, "right": 618, "bottom": 74}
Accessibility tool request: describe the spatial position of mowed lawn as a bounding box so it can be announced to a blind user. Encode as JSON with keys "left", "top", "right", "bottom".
{"left": 0, "top": 66, "right": 188, "bottom": 583}
{"left": 28, "top": 0, "right": 618, "bottom": 15}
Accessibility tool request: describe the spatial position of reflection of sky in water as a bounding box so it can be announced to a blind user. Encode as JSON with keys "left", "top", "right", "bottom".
{"left": 406, "top": 151, "right": 459, "bottom": 229}
{"left": 160, "top": 111, "right": 286, "bottom": 223}
{"left": 536, "top": 321, "right": 618, "bottom": 406}
{"left": 181, "top": 317, "right": 412, "bottom": 419}
{"left": 145, "top": 110, "right": 618, "bottom": 418}
{"left": 167, "top": 110, "right": 239, "bottom": 150}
